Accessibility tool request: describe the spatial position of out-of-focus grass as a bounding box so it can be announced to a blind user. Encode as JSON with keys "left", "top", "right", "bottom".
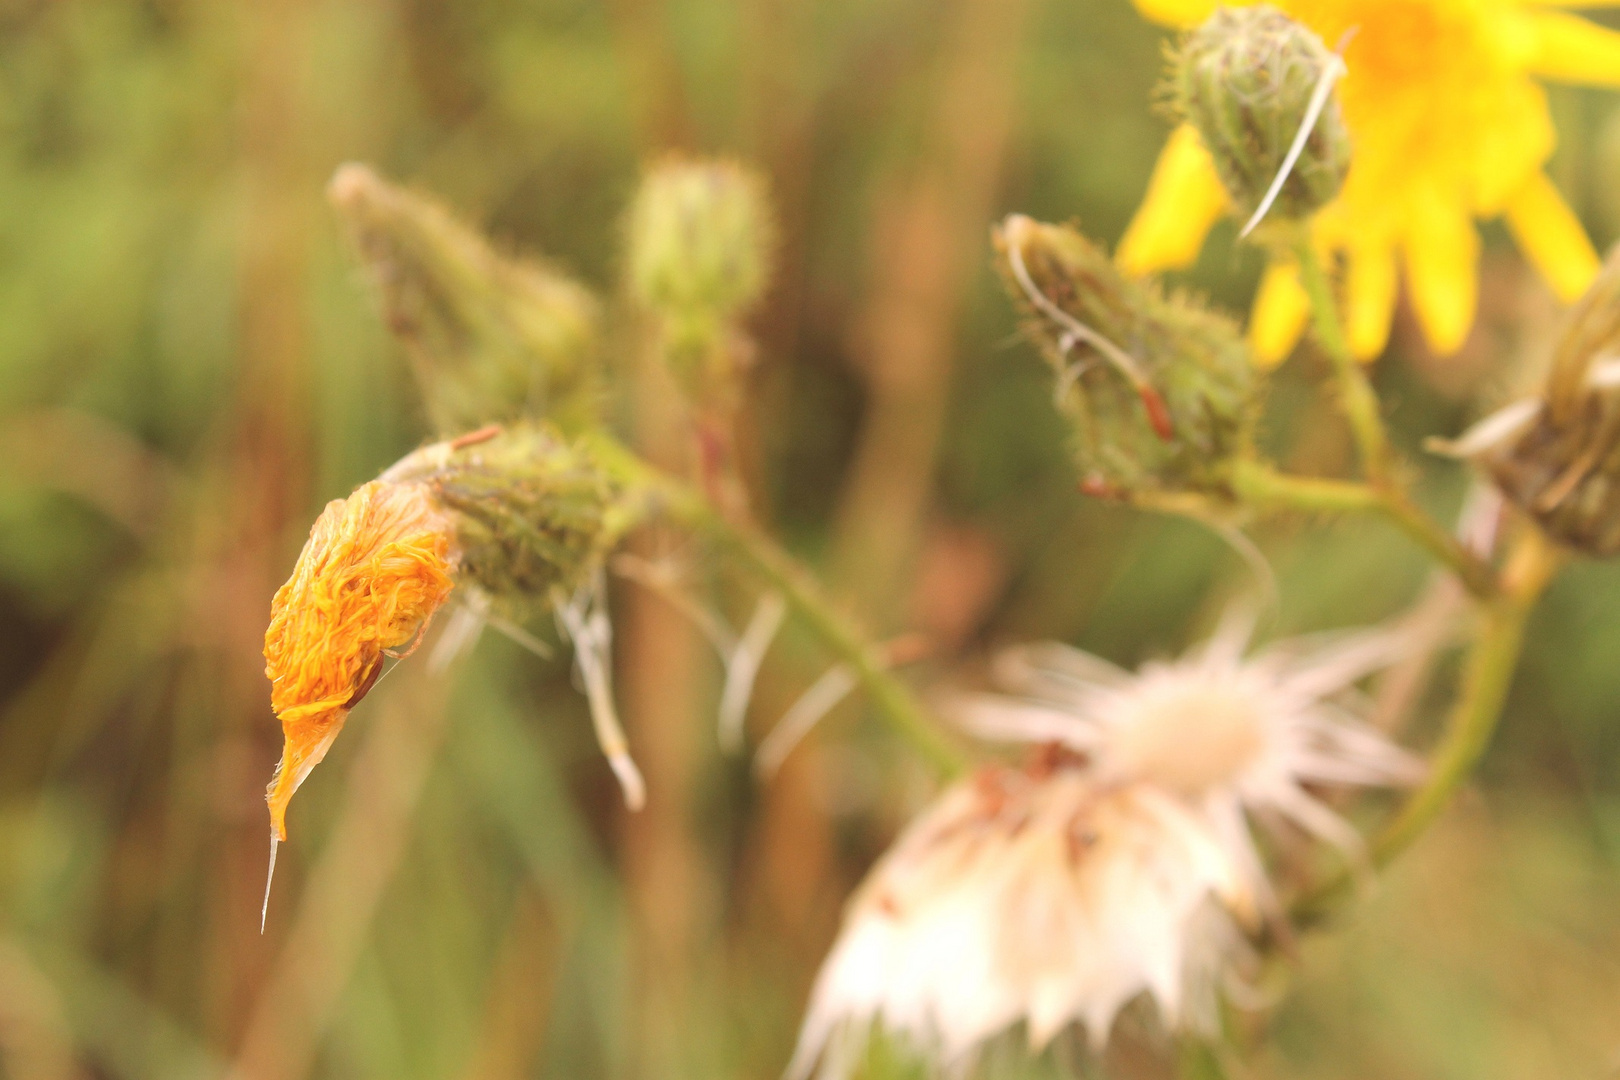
{"left": 1, "top": 1, "right": 1619, "bottom": 1079}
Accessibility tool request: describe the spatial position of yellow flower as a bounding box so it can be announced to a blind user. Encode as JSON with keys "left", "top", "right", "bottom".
{"left": 1120, "top": 0, "right": 1620, "bottom": 365}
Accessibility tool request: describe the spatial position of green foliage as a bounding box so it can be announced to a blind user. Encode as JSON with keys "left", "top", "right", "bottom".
{"left": 0, "top": 2, "right": 1618, "bottom": 1080}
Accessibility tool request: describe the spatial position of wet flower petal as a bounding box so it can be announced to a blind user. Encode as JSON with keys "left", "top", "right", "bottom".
{"left": 1249, "top": 258, "right": 1310, "bottom": 366}
{"left": 1403, "top": 198, "right": 1480, "bottom": 355}
{"left": 1133, "top": 0, "right": 1222, "bottom": 27}
{"left": 1527, "top": 9, "right": 1620, "bottom": 85}
{"left": 1118, "top": 124, "right": 1228, "bottom": 275}
{"left": 1504, "top": 171, "right": 1602, "bottom": 302}
{"left": 1346, "top": 240, "right": 1398, "bottom": 360}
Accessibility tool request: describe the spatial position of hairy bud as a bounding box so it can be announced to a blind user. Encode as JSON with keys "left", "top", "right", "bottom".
{"left": 627, "top": 157, "right": 774, "bottom": 322}
{"left": 383, "top": 423, "right": 648, "bottom": 602}
{"left": 994, "top": 215, "right": 1257, "bottom": 497}
{"left": 328, "top": 164, "right": 602, "bottom": 435}
{"left": 1174, "top": 5, "right": 1349, "bottom": 228}
{"left": 1443, "top": 246, "right": 1620, "bottom": 555}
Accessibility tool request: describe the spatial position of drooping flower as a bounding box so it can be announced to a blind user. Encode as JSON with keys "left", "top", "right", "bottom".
{"left": 263, "top": 479, "right": 456, "bottom": 843}
{"left": 959, "top": 613, "right": 1423, "bottom": 910}
{"left": 788, "top": 755, "right": 1254, "bottom": 1078}
{"left": 1118, "top": 0, "right": 1620, "bottom": 364}
{"left": 262, "top": 423, "right": 652, "bottom": 848}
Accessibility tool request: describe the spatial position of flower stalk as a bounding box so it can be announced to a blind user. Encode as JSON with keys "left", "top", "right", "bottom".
{"left": 1371, "top": 529, "right": 1561, "bottom": 862}
{"left": 1228, "top": 461, "right": 1497, "bottom": 599}
{"left": 1293, "top": 238, "right": 1391, "bottom": 483}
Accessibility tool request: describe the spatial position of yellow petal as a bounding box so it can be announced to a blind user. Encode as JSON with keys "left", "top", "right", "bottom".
{"left": 1249, "top": 259, "right": 1310, "bottom": 368}
{"left": 1118, "top": 125, "right": 1228, "bottom": 275}
{"left": 1132, "top": 0, "right": 1222, "bottom": 27}
{"left": 1526, "top": 11, "right": 1620, "bottom": 87}
{"left": 1403, "top": 201, "right": 1479, "bottom": 356}
{"left": 1346, "top": 242, "right": 1397, "bottom": 362}
{"left": 1504, "top": 172, "right": 1601, "bottom": 301}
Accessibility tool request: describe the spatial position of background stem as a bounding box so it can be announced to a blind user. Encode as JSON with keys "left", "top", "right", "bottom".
{"left": 589, "top": 434, "right": 967, "bottom": 776}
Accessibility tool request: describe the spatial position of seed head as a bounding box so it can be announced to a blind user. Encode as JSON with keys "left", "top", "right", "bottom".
{"left": 1444, "top": 245, "right": 1620, "bottom": 555}
{"left": 1173, "top": 5, "right": 1350, "bottom": 228}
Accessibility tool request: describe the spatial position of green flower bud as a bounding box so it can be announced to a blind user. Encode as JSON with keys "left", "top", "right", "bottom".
{"left": 626, "top": 157, "right": 774, "bottom": 322}
{"left": 383, "top": 422, "right": 648, "bottom": 602}
{"left": 1174, "top": 5, "right": 1350, "bottom": 228}
{"left": 328, "top": 164, "right": 602, "bottom": 436}
{"left": 1443, "top": 245, "right": 1620, "bottom": 555}
{"left": 994, "top": 215, "right": 1258, "bottom": 498}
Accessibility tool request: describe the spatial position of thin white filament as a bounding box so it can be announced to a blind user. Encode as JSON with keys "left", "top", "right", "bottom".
{"left": 556, "top": 581, "right": 646, "bottom": 811}
{"left": 428, "top": 590, "right": 491, "bottom": 673}
{"left": 755, "top": 664, "right": 858, "bottom": 778}
{"left": 260, "top": 832, "right": 279, "bottom": 935}
{"left": 1004, "top": 225, "right": 1157, "bottom": 393}
{"left": 718, "top": 592, "right": 787, "bottom": 753}
{"left": 610, "top": 553, "right": 736, "bottom": 656}
{"left": 482, "top": 611, "right": 555, "bottom": 661}
{"left": 1238, "top": 51, "right": 1349, "bottom": 239}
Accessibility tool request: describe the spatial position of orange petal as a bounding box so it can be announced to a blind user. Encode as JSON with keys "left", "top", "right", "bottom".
{"left": 1504, "top": 172, "right": 1601, "bottom": 302}
{"left": 1249, "top": 259, "right": 1310, "bottom": 368}
{"left": 1403, "top": 201, "right": 1480, "bottom": 356}
{"left": 1118, "top": 125, "right": 1228, "bottom": 275}
{"left": 1526, "top": 10, "right": 1620, "bottom": 87}
{"left": 267, "top": 707, "right": 349, "bottom": 842}
{"left": 1345, "top": 242, "right": 1397, "bottom": 361}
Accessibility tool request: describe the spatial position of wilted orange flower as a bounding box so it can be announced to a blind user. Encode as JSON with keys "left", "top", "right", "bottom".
{"left": 262, "top": 479, "right": 456, "bottom": 841}
{"left": 1120, "top": 0, "right": 1620, "bottom": 364}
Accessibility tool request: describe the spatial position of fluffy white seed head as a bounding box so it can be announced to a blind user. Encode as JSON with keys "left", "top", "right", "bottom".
{"left": 788, "top": 759, "right": 1253, "bottom": 1079}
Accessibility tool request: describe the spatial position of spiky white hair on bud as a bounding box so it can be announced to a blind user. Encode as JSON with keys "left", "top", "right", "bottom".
{"left": 788, "top": 759, "right": 1252, "bottom": 1080}
{"left": 959, "top": 612, "right": 1424, "bottom": 911}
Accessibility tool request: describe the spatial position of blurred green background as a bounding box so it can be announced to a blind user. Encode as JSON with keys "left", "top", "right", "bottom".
{"left": 2, "top": 1, "right": 1620, "bottom": 1078}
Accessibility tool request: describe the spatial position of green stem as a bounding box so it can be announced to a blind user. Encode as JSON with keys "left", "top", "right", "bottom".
{"left": 1229, "top": 460, "right": 1497, "bottom": 599}
{"left": 1293, "top": 529, "right": 1560, "bottom": 921}
{"left": 1294, "top": 238, "right": 1391, "bottom": 484}
{"left": 1372, "top": 529, "right": 1560, "bottom": 862}
{"left": 586, "top": 432, "right": 967, "bottom": 776}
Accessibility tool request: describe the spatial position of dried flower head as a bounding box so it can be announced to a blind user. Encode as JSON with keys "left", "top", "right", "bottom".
{"left": 1173, "top": 5, "right": 1350, "bottom": 231}
{"left": 994, "top": 215, "right": 1258, "bottom": 498}
{"left": 329, "top": 164, "right": 602, "bottom": 435}
{"left": 263, "top": 479, "right": 456, "bottom": 842}
{"left": 960, "top": 613, "right": 1423, "bottom": 910}
{"left": 789, "top": 758, "right": 1252, "bottom": 1078}
{"left": 1442, "top": 245, "right": 1620, "bottom": 556}
{"left": 263, "top": 424, "right": 652, "bottom": 848}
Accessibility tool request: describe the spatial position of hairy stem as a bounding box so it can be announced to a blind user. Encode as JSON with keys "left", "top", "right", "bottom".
{"left": 1293, "top": 528, "right": 1560, "bottom": 921}
{"left": 1372, "top": 529, "right": 1560, "bottom": 861}
{"left": 1229, "top": 460, "right": 1497, "bottom": 599}
{"left": 587, "top": 433, "right": 967, "bottom": 776}
{"left": 1294, "top": 238, "right": 1391, "bottom": 484}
